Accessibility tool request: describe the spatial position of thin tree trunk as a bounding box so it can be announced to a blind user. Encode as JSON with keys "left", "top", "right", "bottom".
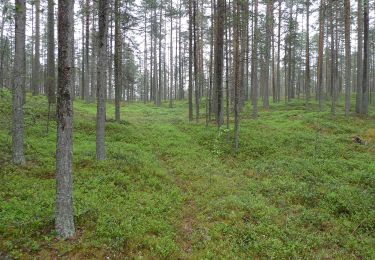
{"left": 251, "top": 0, "right": 259, "bottom": 118}
{"left": 32, "top": 0, "right": 40, "bottom": 96}
{"left": 84, "top": 0, "right": 90, "bottom": 102}
{"left": 317, "top": 0, "right": 325, "bottom": 111}
{"left": 47, "top": 0, "right": 56, "bottom": 105}
{"left": 96, "top": 0, "right": 108, "bottom": 160}
{"left": 362, "top": 0, "right": 369, "bottom": 114}
{"left": 356, "top": 0, "right": 363, "bottom": 113}
{"left": 114, "top": 0, "right": 121, "bottom": 122}
{"left": 344, "top": 0, "right": 351, "bottom": 117}
{"left": 305, "top": 0, "right": 310, "bottom": 106}
{"left": 188, "top": 0, "right": 193, "bottom": 121}
{"left": 12, "top": 0, "right": 26, "bottom": 165}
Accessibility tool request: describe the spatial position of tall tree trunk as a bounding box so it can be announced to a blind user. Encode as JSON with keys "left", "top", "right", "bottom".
{"left": 84, "top": 0, "right": 90, "bottom": 102}
{"left": 251, "top": 0, "right": 259, "bottom": 118}
{"left": 56, "top": 0, "right": 75, "bottom": 239}
{"left": 193, "top": 0, "right": 199, "bottom": 122}
{"left": 169, "top": 0, "right": 173, "bottom": 108}
{"left": 276, "top": 0, "right": 281, "bottom": 102}
{"left": 12, "top": 0, "right": 26, "bottom": 165}
{"left": 233, "top": 0, "right": 241, "bottom": 151}
{"left": 91, "top": 7, "right": 97, "bottom": 101}
{"left": 317, "top": 0, "right": 325, "bottom": 111}
{"left": 47, "top": 0, "right": 56, "bottom": 105}
{"left": 362, "top": 0, "right": 369, "bottom": 114}
{"left": 344, "top": 0, "right": 351, "bottom": 117}
{"left": 143, "top": 10, "right": 148, "bottom": 102}
{"left": 213, "top": 0, "right": 225, "bottom": 127}
{"left": 305, "top": 0, "right": 310, "bottom": 106}
{"left": 188, "top": 0, "right": 193, "bottom": 121}
{"left": 96, "top": 0, "right": 108, "bottom": 160}
{"left": 356, "top": 0, "right": 363, "bottom": 113}
{"left": 263, "top": 0, "right": 273, "bottom": 109}
{"left": 114, "top": 0, "right": 121, "bottom": 122}
{"left": 330, "top": 2, "right": 336, "bottom": 115}
{"left": 32, "top": 0, "right": 40, "bottom": 96}
{"left": 157, "top": 0, "right": 163, "bottom": 107}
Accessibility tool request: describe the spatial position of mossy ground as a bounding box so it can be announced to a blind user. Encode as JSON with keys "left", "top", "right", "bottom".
{"left": 0, "top": 89, "right": 374, "bottom": 258}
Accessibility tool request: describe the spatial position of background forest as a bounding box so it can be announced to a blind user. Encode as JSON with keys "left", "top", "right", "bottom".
{"left": 0, "top": 0, "right": 375, "bottom": 258}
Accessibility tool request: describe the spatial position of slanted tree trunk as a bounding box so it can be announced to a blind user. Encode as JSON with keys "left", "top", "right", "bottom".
{"left": 12, "top": 0, "right": 26, "bottom": 165}
{"left": 96, "top": 0, "right": 108, "bottom": 160}
{"left": 56, "top": 0, "right": 75, "bottom": 239}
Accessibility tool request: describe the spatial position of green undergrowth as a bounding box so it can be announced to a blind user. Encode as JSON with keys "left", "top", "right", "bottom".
{"left": 0, "top": 89, "right": 374, "bottom": 258}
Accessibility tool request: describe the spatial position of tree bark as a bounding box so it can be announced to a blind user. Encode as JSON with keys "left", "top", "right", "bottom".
{"left": 188, "top": 0, "right": 193, "bottom": 121}
{"left": 56, "top": 0, "right": 75, "bottom": 239}
{"left": 356, "top": 0, "right": 363, "bottom": 113}
{"left": 344, "top": 0, "right": 351, "bottom": 117}
{"left": 96, "top": 0, "right": 108, "bottom": 160}
{"left": 114, "top": 0, "right": 121, "bottom": 122}
{"left": 32, "top": 0, "right": 40, "bottom": 96}
{"left": 12, "top": 0, "right": 26, "bottom": 165}
{"left": 47, "top": 0, "right": 56, "bottom": 105}
{"left": 251, "top": 0, "right": 259, "bottom": 118}
{"left": 362, "top": 0, "right": 369, "bottom": 114}
{"left": 317, "top": 0, "right": 325, "bottom": 111}
{"left": 213, "top": 0, "right": 225, "bottom": 127}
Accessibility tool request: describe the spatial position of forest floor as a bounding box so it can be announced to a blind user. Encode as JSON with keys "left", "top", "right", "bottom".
{"left": 1, "top": 89, "right": 375, "bottom": 259}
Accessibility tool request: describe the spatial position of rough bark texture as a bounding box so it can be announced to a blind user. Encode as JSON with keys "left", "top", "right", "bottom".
{"left": 12, "top": 0, "right": 26, "bottom": 166}
{"left": 213, "top": 0, "right": 225, "bottom": 127}
{"left": 96, "top": 0, "right": 108, "bottom": 160}
{"left": 56, "top": 0, "right": 75, "bottom": 239}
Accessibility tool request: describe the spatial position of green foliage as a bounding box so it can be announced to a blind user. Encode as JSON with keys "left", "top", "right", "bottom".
{"left": 0, "top": 90, "right": 374, "bottom": 258}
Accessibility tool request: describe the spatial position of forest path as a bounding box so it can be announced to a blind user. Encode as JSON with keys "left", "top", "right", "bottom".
{"left": 124, "top": 106, "right": 247, "bottom": 258}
